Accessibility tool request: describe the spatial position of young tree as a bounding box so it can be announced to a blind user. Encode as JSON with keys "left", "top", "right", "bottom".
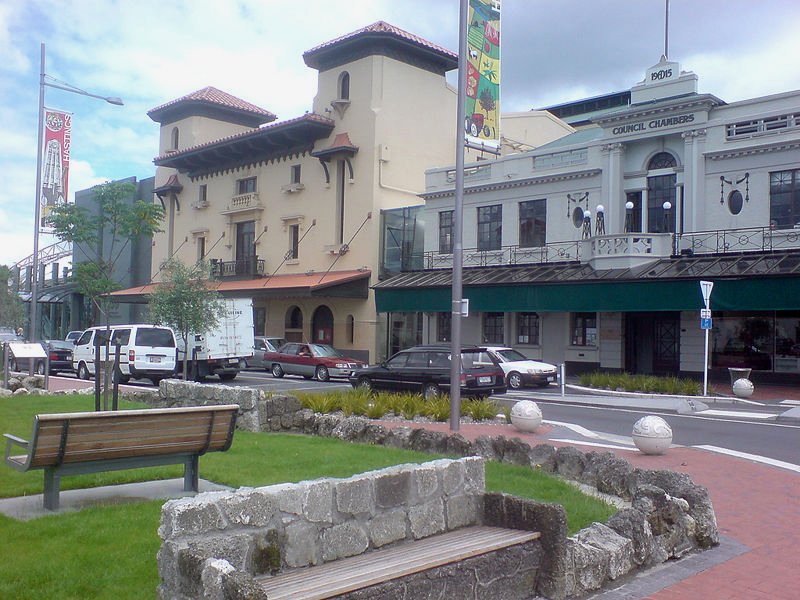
{"left": 148, "top": 259, "right": 225, "bottom": 379}
{"left": 0, "top": 265, "right": 25, "bottom": 330}
{"left": 48, "top": 180, "right": 164, "bottom": 407}
{"left": 48, "top": 180, "right": 164, "bottom": 323}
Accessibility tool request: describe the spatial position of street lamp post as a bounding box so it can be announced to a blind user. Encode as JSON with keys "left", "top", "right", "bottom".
{"left": 29, "top": 42, "right": 123, "bottom": 342}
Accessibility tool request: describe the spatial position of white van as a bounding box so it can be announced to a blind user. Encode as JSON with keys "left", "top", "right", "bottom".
{"left": 72, "top": 324, "right": 177, "bottom": 385}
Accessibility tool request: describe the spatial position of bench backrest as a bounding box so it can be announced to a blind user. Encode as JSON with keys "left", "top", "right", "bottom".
{"left": 25, "top": 405, "right": 238, "bottom": 469}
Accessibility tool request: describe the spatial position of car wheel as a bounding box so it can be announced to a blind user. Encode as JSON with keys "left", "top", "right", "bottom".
{"left": 149, "top": 377, "right": 162, "bottom": 386}
{"left": 315, "top": 365, "right": 330, "bottom": 382}
{"left": 422, "top": 382, "right": 440, "bottom": 399}
{"left": 271, "top": 363, "right": 284, "bottom": 378}
{"left": 356, "top": 376, "right": 373, "bottom": 392}
{"left": 36, "top": 361, "right": 46, "bottom": 376}
{"left": 507, "top": 372, "right": 523, "bottom": 390}
{"left": 219, "top": 373, "right": 237, "bottom": 381}
{"left": 78, "top": 362, "right": 90, "bottom": 380}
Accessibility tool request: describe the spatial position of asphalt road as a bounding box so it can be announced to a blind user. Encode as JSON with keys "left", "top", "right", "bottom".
{"left": 526, "top": 398, "right": 800, "bottom": 466}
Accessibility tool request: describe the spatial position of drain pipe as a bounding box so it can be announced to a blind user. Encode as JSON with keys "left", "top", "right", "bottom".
{"left": 560, "top": 363, "right": 566, "bottom": 397}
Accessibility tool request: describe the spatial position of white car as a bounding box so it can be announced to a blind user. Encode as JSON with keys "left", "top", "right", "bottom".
{"left": 484, "top": 347, "right": 558, "bottom": 389}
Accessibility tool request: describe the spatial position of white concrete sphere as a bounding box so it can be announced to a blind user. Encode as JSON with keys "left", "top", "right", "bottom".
{"left": 510, "top": 400, "right": 543, "bottom": 433}
{"left": 733, "top": 378, "right": 754, "bottom": 398}
{"left": 632, "top": 415, "right": 673, "bottom": 455}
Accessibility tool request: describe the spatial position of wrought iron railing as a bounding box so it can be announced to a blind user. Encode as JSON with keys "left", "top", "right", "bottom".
{"left": 676, "top": 226, "right": 800, "bottom": 255}
{"left": 422, "top": 241, "right": 582, "bottom": 269}
{"left": 210, "top": 258, "right": 265, "bottom": 278}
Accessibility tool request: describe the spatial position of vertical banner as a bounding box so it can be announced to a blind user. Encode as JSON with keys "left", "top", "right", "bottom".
{"left": 40, "top": 108, "right": 72, "bottom": 231}
{"left": 465, "top": 0, "right": 500, "bottom": 151}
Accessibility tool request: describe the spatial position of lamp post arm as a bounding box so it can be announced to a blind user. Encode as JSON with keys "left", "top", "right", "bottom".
{"left": 44, "top": 80, "right": 123, "bottom": 105}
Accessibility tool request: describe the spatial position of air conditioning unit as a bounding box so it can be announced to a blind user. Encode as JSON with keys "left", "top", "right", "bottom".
{"left": 281, "top": 183, "right": 305, "bottom": 193}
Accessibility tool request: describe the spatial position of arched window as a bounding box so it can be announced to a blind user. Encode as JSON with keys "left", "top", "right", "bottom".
{"left": 284, "top": 306, "right": 303, "bottom": 342}
{"left": 338, "top": 71, "right": 350, "bottom": 100}
{"left": 647, "top": 152, "right": 677, "bottom": 233}
{"left": 170, "top": 127, "right": 179, "bottom": 150}
{"left": 647, "top": 152, "right": 676, "bottom": 170}
{"left": 346, "top": 314, "right": 355, "bottom": 344}
{"left": 312, "top": 305, "right": 334, "bottom": 345}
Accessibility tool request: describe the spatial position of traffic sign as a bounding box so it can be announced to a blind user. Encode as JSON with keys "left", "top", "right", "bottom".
{"left": 700, "top": 308, "right": 711, "bottom": 319}
{"left": 700, "top": 280, "right": 714, "bottom": 308}
{"left": 701, "top": 318, "right": 712, "bottom": 330}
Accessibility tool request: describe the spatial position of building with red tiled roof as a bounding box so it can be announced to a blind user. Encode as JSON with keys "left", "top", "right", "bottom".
{"left": 126, "top": 21, "right": 571, "bottom": 364}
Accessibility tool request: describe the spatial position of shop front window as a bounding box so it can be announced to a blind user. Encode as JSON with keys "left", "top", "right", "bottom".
{"left": 711, "top": 312, "right": 773, "bottom": 371}
{"left": 571, "top": 312, "right": 597, "bottom": 346}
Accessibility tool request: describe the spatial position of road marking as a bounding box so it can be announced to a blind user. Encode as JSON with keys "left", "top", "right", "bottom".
{"left": 544, "top": 420, "right": 635, "bottom": 447}
{"left": 700, "top": 409, "right": 773, "bottom": 420}
{"left": 780, "top": 400, "right": 800, "bottom": 406}
{"left": 548, "top": 438, "right": 639, "bottom": 452}
{"left": 693, "top": 445, "right": 800, "bottom": 474}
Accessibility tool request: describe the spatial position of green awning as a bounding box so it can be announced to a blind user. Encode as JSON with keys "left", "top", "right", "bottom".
{"left": 375, "top": 276, "right": 800, "bottom": 313}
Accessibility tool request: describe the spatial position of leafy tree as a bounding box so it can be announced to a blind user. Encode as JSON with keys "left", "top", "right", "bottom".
{"left": 0, "top": 265, "right": 24, "bottom": 330}
{"left": 48, "top": 180, "right": 164, "bottom": 407}
{"left": 148, "top": 259, "right": 225, "bottom": 379}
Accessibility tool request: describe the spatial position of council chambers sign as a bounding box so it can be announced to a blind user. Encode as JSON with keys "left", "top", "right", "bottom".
{"left": 609, "top": 113, "right": 697, "bottom": 137}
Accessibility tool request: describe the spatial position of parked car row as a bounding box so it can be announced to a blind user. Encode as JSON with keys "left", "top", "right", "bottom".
{"left": 251, "top": 339, "right": 558, "bottom": 396}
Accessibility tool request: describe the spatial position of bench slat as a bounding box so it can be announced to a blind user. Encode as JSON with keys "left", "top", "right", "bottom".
{"left": 258, "top": 526, "right": 540, "bottom": 600}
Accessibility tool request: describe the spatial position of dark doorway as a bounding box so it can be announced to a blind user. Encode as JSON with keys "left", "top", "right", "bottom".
{"left": 625, "top": 312, "right": 680, "bottom": 375}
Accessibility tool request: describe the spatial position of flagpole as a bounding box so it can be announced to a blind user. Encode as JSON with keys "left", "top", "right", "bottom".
{"left": 29, "top": 42, "right": 46, "bottom": 342}
{"left": 450, "top": 0, "right": 468, "bottom": 432}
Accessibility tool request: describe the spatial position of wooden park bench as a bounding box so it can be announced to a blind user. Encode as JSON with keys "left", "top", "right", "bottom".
{"left": 257, "top": 525, "right": 541, "bottom": 600}
{"left": 3, "top": 405, "right": 238, "bottom": 511}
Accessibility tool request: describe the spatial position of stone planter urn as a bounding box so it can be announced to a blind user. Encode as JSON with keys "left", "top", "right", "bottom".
{"left": 510, "top": 400, "right": 543, "bottom": 433}
{"left": 632, "top": 415, "right": 673, "bottom": 455}
{"left": 732, "top": 378, "right": 755, "bottom": 398}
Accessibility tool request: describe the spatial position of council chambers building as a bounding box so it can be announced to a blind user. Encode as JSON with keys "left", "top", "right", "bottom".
{"left": 374, "top": 57, "right": 800, "bottom": 381}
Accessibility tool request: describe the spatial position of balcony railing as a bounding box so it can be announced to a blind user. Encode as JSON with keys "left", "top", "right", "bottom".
{"left": 220, "top": 192, "right": 263, "bottom": 214}
{"left": 423, "top": 241, "right": 581, "bottom": 269}
{"left": 210, "top": 258, "right": 265, "bottom": 279}
{"left": 410, "top": 227, "right": 800, "bottom": 273}
{"left": 676, "top": 226, "right": 800, "bottom": 255}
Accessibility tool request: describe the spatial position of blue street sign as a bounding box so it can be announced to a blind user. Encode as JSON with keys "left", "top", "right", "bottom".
{"left": 701, "top": 318, "right": 712, "bottom": 330}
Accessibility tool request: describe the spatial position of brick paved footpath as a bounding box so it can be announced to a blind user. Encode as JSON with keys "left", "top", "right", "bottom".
{"left": 376, "top": 419, "right": 800, "bottom": 600}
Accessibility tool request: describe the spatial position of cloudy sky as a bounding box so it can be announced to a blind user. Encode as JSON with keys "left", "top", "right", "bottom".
{"left": 2, "top": 0, "right": 800, "bottom": 267}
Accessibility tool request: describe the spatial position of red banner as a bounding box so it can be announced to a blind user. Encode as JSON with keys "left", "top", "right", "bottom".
{"left": 40, "top": 108, "right": 72, "bottom": 230}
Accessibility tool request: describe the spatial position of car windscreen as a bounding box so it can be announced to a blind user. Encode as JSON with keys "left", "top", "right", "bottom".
{"left": 47, "top": 340, "right": 74, "bottom": 350}
{"left": 310, "top": 344, "right": 342, "bottom": 357}
{"left": 135, "top": 328, "right": 175, "bottom": 347}
{"left": 493, "top": 349, "right": 528, "bottom": 362}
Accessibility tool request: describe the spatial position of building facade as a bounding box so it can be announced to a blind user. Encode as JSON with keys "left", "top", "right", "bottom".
{"left": 375, "top": 57, "right": 800, "bottom": 380}
{"left": 114, "top": 22, "right": 570, "bottom": 362}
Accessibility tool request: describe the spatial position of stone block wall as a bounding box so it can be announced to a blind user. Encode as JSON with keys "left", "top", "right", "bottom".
{"left": 158, "top": 457, "right": 491, "bottom": 599}
{"left": 149, "top": 380, "right": 719, "bottom": 599}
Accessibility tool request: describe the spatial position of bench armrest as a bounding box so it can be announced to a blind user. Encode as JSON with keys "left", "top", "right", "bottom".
{"left": 4, "top": 433, "right": 28, "bottom": 449}
{"left": 4, "top": 433, "right": 30, "bottom": 464}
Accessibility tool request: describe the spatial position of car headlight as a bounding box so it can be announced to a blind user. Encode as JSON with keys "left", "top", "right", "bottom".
{"left": 528, "top": 368, "right": 543, "bottom": 374}
{"left": 335, "top": 363, "right": 349, "bottom": 368}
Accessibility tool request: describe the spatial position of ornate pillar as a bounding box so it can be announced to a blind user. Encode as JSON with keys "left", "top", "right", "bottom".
{"left": 682, "top": 129, "right": 707, "bottom": 232}
{"left": 601, "top": 143, "right": 625, "bottom": 232}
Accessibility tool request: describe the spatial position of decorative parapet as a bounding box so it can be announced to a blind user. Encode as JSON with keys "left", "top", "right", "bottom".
{"left": 581, "top": 233, "right": 673, "bottom": 269}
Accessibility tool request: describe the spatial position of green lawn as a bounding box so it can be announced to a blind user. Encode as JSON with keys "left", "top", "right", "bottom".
{"left": 0, "top": 395, "right": 615, "bottom": 599}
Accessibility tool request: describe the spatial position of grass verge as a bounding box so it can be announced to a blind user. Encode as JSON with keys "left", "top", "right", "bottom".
{"left": 0, "top": 394, "right": 615, "bottom": 599}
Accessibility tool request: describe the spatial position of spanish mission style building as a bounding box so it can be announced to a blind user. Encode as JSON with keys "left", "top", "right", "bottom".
{"left": 375, "top": 57, "right": 800, "bottom": 380}
{"left": 112, "top": 22, "right": 569, "bottom": 362}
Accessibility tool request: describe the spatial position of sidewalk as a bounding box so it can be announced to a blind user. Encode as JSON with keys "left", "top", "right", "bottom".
{"left": 375, "top": 416, "right": 799, "bottom": 599}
